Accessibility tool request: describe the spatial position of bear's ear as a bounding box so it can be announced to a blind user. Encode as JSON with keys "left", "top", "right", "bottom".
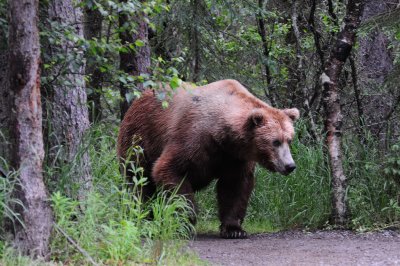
{"left": 248, "top": 109, "right": 265, "bottom": 128}
{"left": 283, "top": 108, "right": 300, "bottom": 122}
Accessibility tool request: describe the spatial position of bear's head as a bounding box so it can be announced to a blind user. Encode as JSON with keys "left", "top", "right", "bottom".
{"left": 247, "top": 108, "right": 300, "bottom": 175}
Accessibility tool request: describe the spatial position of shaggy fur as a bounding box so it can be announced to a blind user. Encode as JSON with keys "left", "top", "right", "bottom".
{"left": 117, "top": 79, "right": 299, "bottom": 238}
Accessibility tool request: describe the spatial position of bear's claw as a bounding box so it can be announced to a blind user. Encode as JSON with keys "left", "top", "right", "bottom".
{"left": 220, "top": 226, "right": 248, "bottom": 239}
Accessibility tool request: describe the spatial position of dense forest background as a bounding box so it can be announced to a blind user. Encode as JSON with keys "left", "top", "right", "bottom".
{"left": 0, "top": 0, "right": 400, "bottom": 264}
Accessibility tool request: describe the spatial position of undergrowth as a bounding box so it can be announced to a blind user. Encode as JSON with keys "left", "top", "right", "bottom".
{"left": 1, "top": 122, "right": 400, "bottom": 265}
{"left": 0, "top": 125, "right": 202, "bottom": 265}
{"left": 47, "top": 125, "right": 200, "bottom": 265}
{"left": 345, "top": 135, "right": 400, "bottom": 230}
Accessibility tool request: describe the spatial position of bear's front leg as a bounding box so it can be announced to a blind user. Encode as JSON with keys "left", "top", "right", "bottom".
{"left": 217, "top": 163, "right": 255, "bottom": 239}
{"left": 152, "top": 145, "right": 197, "bottom": 224}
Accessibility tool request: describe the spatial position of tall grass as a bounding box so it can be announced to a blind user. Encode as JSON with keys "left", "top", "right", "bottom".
{"left": 247, "top": 138, "right": 331, "bottom": 229}
{"left": 0, "top": 125, "right": 201, "bottom": 265}
{"left": 344, "top": 135, "right": 400, "bottom": 230}
{"left": 48, "top": 125, "right": 199, "bottom": 265}
{"left": 0, "top": 159, "right": 25, "bottom": 240}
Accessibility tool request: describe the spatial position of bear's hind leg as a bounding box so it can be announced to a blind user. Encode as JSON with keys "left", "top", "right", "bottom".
{"left": 217, "top": 163, "right": 255, "bottom": 239}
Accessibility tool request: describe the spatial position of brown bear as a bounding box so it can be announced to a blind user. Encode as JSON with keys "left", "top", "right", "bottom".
{"left": 117, "top": 79, "right": 299, "bottom": 239}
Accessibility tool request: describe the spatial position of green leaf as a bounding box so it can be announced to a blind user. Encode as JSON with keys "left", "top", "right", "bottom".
{"left": 125, "top": 92, "right": 135, "bottom": 103}
{"left": 143, "top": 80, "right": 156, "bottom": 88}
{"left": 158, "top": 56, "right": 165, "bottom": 63}
{"left": 133, "top": 90, "right": 141, "bottom": 98}
{"left": 119, "top": 76, "right": 127, "bottom": 84}
{"left": 134, "top": 40, "right": 145, "bottom": 47}
{"left": 384, "top": 168, "right": 390, "bottom": 175}
{"left": 162, "top": 101, "right": 169, "bottom": 109}
{"left": 169, "top": 76, "right": 182, "bottom": 90}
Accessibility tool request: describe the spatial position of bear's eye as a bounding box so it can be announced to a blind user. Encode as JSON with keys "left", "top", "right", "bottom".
{"left": 272, "top": 140, "right": 282, "bottom": 147}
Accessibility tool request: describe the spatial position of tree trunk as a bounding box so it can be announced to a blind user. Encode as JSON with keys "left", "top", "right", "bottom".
{"left": 357, "top": 0, "right": 396, "bottom": 143}
{"left": 322, "top": 0, "right": 364, "bottom": 226}
{"left": 119, "top": 0, "right": 151, "bottom": 119}
{"left": 47, "top": 0, "right": 92, "bottom": 199}
{"left": 190, "top": 0, "right": 201, "bottom": 82}
{"left": 256, "top": 0, "right": 277, "bottom": 107}
{"left": 84, "top": 5, "right": 103, "bottom": 123}
{"left": 291, "top": 0, "right": 319, "bottom": 142}
{"left": 7, "top": 0, "right": 53, "bottom": 257}
{"left": 0, "top": 51, "right": 10, "bottom": 161}
{"left": 349, "top": 54, "right": 365, "bottom": 141}
{"left": 307, "top": 0, "right": 324, "bottom": 68}
{"left": 0, "top": 7, "right": 9, "bottom": 155}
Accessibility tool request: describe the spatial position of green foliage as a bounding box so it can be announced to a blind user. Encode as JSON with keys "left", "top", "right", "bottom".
{"left": 2, "top": 0, "right": 400, "bottom": 263}
{"left": 384, "top": 141, "right": 400, "bottom": 184}
{"left": 345, "top": 136, "right": 400, "bottom": 230}
{"left": 0, "top": 164, "right": 25, "bottom": 237}
{"left": 152, "top": 0, "right": 298, "bottom": 97}
{"left": 248, "top": 140, "right": 330, "bottom": 229}
{"left": 1, "top": 245, "right": 49, "bottom": 266}
{"left": 48, "top": 126, "right": 197, "bottom": 265}
{"left": 40, "top": 17, "right": 86, "bottom": 88}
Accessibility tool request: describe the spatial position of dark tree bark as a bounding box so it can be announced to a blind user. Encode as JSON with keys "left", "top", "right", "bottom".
{"left": 190, "top": 0, "right": 201, "bottom": 82}
{"left": 256, "top": 0, "right": 277, "bottom": 107}
{"left": 119, "top": 0, "right": 151, "bottom": 119}
{"left": 47, "top": 0, "right": 92, "bottom": 199}
{"left": 357, "top": 0, "right": 397, "bottom": 143}
{"left": 349, "top": 54, "right": 365, "bottom": 140}
{"left": 0, "top": 51, "right": 10, "bottom": 161}
{"left": 84, "top": 5, "right": 103, "bottom": 123}
{"left": 308, "top": 0, "right": 325, "bottom": 67}
{"left": 291, "top": 0, "right": 319, "bottom": 142}
{"left": 0, "top": 12, "right": 9, "bottom": 149}
{"left": 321, "top": 0, "right": 364, "bottom": 226}
{"left": 7, "top": 0, "right": 53, "bottom": 257}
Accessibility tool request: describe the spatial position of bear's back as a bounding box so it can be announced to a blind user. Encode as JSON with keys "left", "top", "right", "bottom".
{"left": 167, "top": 79, "right": 268, "bottom": 136}
{"left": 118, "top": 79, "right": 270, "bottom": 161}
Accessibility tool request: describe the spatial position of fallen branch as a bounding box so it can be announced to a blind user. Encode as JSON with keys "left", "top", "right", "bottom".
{"left": 53, "top": 223, "right": 99, "bottom": 266}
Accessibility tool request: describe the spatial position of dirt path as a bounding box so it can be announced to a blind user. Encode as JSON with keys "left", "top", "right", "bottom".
{"left": 190, "top": 230, "right": 400, "bottom": 265}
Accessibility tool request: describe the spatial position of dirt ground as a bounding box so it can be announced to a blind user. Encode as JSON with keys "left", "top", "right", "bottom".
{"left": 190, "top": 230, "right": 400, "bottom": 265}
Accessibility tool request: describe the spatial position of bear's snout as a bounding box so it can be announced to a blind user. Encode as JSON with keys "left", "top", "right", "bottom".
{"left": 284, "top": 163, "right": 296, "bottom": 174}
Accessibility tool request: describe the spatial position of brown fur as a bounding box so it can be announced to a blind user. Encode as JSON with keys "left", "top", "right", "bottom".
{"left": 117, "top": 79, "right": 299, "bottom": 238}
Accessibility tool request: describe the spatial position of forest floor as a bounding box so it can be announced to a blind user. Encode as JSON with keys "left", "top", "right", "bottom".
{"left": 189, "top": 230, "right": 400, "bottom": 265}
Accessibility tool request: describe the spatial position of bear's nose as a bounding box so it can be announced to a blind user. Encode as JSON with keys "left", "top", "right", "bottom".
{"left": 285, "top": 163, "right": 296, "bottom": 173}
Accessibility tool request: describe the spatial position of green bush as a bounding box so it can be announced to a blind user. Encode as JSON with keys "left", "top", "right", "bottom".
{"left": 346, "top": 136, "right": 400, "bottom": 230}
{"left": 49, "top": 126, "right": 197, "bottom": 265}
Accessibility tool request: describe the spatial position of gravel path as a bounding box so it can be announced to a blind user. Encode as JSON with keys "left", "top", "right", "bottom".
{"left": 190, "top": 230, "right": 400, "bottom": 265}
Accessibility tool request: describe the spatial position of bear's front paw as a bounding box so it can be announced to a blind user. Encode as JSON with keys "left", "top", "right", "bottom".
{"left": 220, "top": 225, "right": 248, "bottom": 239}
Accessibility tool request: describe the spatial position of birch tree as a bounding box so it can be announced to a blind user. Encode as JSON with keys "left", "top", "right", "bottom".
{"left": 321, "top": 0, "right": 365, "bottom": 226}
